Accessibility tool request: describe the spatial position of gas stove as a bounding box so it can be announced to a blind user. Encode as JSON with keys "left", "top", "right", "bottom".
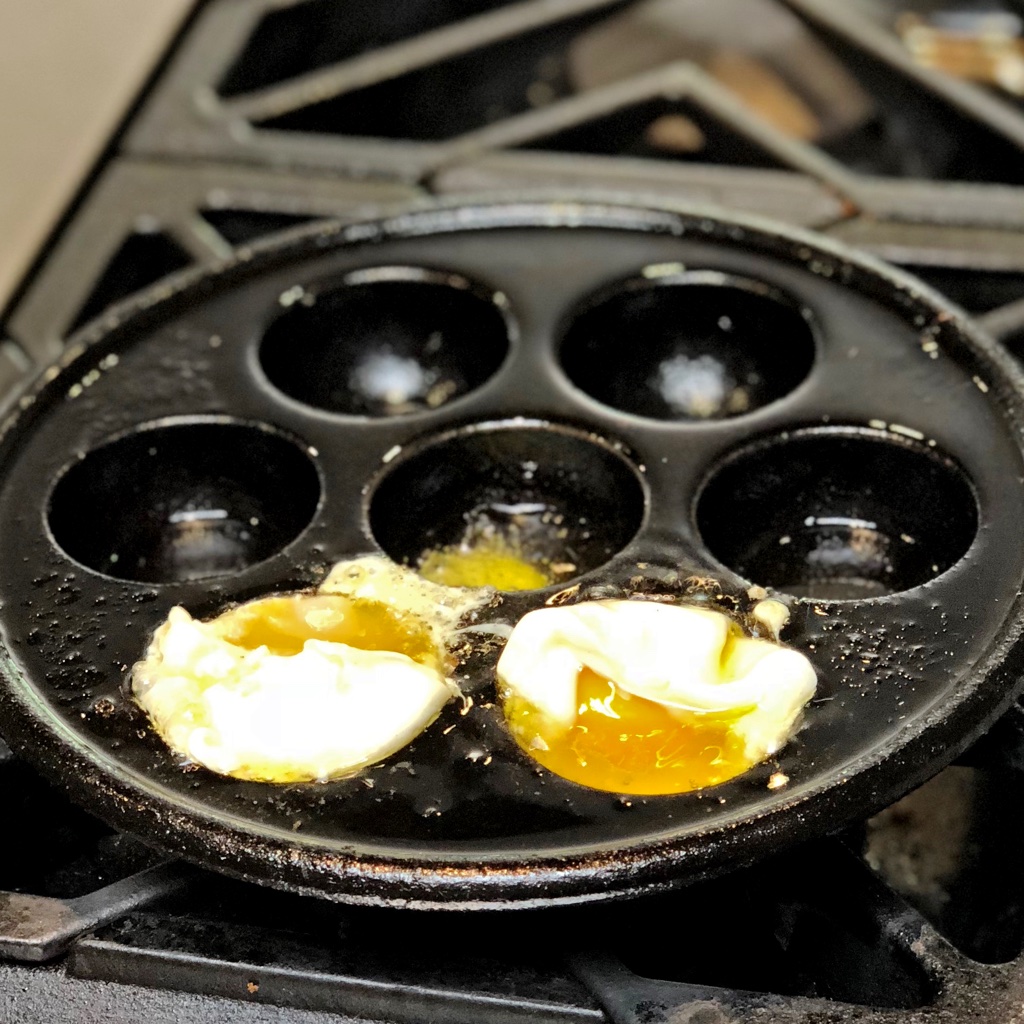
{"left": 5, "top": 2, "right": 1024, "bottom": 1021}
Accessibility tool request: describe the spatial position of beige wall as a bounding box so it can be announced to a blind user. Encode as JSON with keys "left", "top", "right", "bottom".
{"left": 0, "top": 0, "right": 191, "bottom": 310}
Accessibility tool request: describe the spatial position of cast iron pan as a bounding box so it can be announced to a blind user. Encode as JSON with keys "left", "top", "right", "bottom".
{"left": 1, "top": 199, "right": 1024, "bottom": 910}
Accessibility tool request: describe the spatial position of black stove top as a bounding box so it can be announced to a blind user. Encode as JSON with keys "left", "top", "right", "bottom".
{"left": 6, "top": 1, "right": 1024, "bottom": 1020}
{"left": 6, "top": 733, "right": 1024, "bottom": 1023}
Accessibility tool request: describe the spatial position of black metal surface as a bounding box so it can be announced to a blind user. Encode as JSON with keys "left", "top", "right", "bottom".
{"left": 9, "top": 1, "right": 1024, "bottom": 1021}
{"left": 69, "top": 841, "right": 949, "bottom": 1019}
{"left": 1, "top": 200, "right": 1024, "bottom": 912}
{"left": 0, "top": 864, "right": 189, "bottom": 963}
{"left": 121, "top": 0, "right": 1024, "bottom": 187}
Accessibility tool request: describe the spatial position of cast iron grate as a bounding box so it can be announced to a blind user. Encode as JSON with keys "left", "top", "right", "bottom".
{"left": 124, "top": 0, "right": 1024, "bottom": 186}
{"left": 67, "top": 230, "right": 193, "bottom": 336}
{"left": 10, "top": 0, "right": 1024, "bottom": 362}
{"left": 215, "top": 0, "right": 521, "bottom": 100}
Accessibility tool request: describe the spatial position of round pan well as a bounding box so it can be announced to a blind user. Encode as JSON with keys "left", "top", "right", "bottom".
{"left": 696, "top": 427, "right": 978, "bottom": 601}
{"left": 48, "top": 420, "right": 321, "bottom": 584}
{"left": 560, "top": 271, "right": 815, "bottom": 421}
{"left": 368, "top": 421, "right": 646, "bottom": 584}
{"left": 259, "top": 267, "right": 511, "bottom": 417}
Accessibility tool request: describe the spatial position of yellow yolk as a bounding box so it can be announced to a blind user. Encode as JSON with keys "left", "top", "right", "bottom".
{"left": 417, "top": 535, "right": 553, "bottom": 591}
{"left": 211, "top": 594, "right": 438, "bottom": 668}
{"left": 495, "top": 599, "right": 817, "bottom": 796}
{"left": 506, "top": 668, "right": 753, "bottom": 796}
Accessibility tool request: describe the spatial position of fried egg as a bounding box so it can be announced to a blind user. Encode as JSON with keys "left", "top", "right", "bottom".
{"left": 131, "top": 556, "right": 490, "bottom": 782}
{"left": 496, "top": 599, "right": 816, "bottom": 795}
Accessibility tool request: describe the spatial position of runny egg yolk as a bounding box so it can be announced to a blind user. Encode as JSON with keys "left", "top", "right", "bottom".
{"left": 417, "top": 536, "right": 552, "bottom": 591}
{"left": 495, "top": 599, "right": 817, "bottom": 797}
{"left": 212, "top": 594, "right": 437, "bottom": 668}
{"left": 506, "top": 668, "right": 752, "bottom": 796}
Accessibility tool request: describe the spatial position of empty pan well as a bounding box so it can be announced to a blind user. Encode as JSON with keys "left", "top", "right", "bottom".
{"left": 695, "top": 428, "right": 978, "bottom": 600}
{"left": 560, "top": 271, "right": 815, "bottom": 421}
{"left": 259, "top": 269, "right": 511, "bottom": 417}
{"left": 47, "top": 421, "right": 321, "bottom": 584}
{"left": 368, "top": 422, "right": 645, "bottom": 586}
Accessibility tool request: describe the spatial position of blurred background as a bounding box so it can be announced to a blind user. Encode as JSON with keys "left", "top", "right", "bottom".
{"left": 0, "top": 1, "right": 189, "bottom": 304}
{"left": 9, "top": 0, "right": 1024, "bottom": 352}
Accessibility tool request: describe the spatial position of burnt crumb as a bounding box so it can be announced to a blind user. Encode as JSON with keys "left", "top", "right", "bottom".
{"left": 448, "top": 637, "right": 475, "bottom": 661}
{"left": 545, "top": 584, "right": 580, "bottom": 606}
{"left": 541, "top": 566, "right": 764, "bottom": 615}
{"left": 92, "top": 697, "right": 117, "bottom": 718}
{"left": 683, "top": 574, "right": 723, "bottom": 593}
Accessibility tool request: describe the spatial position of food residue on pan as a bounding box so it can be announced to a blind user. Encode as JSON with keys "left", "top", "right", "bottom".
{"left": 496, "top": 598, "right": 816, "bottom": 796}
{"left": 418, "top": 532, "right": 552, "bottom": 591}
{"left": 416, "top": 515, "right": 577, "bottom": 592}
{"left": 131, "top": 556, "right": 491, "bottom": 782}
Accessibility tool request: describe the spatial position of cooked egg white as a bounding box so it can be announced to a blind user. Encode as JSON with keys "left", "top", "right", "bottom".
{"left": 496, "top": 599, "right": 816, "bottom": 795}
{"left": 132, "top": 556, "right": 490, "bottom": 782}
